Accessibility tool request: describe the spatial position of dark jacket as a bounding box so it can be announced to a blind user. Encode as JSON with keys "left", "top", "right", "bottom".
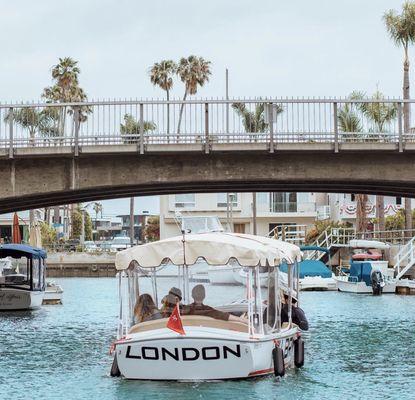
{"left": 281, "top": 304, "right": 309, "bottom": 331}
{"left": 183, "top": 302, "right": 230, "bottom": 321}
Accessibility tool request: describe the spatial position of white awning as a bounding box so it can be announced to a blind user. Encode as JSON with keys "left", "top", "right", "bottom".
{"left": 115, "top": 232, "right": 299, "bottom": 270}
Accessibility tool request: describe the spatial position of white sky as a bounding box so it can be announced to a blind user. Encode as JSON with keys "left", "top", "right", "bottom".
{"left": 0, "top": 0, "right": 409, "bottom": 215}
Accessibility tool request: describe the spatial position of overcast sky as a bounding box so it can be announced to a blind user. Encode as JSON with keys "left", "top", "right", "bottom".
{"left": 1, "top": 0, "right": 409, "bottom": 215}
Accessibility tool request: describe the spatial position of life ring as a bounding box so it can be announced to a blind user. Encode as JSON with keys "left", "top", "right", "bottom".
{"left": 91, "top": 265, "right": 98, "bottom": 273}
{"left": 294, "top": 337, "right": 305, "bottom": 368}
{"left": 272, "top": 346, "right": 285, "bottom": 377}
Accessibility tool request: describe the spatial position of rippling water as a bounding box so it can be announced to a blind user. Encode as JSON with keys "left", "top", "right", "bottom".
{"left": 1, "top": 278, "right": 415, "bottom": 400}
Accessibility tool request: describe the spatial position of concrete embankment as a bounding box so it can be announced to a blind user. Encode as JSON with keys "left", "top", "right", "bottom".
{"left": 46, "top": 252, "right": 116, "bottom": 277}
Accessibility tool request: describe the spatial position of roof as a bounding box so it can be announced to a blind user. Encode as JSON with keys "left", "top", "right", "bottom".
{"left": 115, "top": 232, "right": 301, "bottom": 270}
{"left": 0, "top": 244, "right": 47, "bottom": 259}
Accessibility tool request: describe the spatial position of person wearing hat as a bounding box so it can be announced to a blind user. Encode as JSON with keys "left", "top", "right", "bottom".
{"left": 281, "top": 293, "right": 308, "bottom": 331}
{"left": 161, "top": 287, "right": 183, "bottom": 317}
{"left": 184, "top": 284, "right": 247, "bottom": 324}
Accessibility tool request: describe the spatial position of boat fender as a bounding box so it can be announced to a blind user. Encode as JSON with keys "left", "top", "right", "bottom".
{"left": 272, "top": 347, "right": 285, "bottom": 377}
{"left": 294, "top": 338, "right": 305, "bottom": 368}
{"left": 110, "top": 354, "right": 121, "bottom": 377}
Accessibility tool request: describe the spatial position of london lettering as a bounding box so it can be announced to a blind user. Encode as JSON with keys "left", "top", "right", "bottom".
{"left": 126, "top": 345, "right": 241, "bottom": 361}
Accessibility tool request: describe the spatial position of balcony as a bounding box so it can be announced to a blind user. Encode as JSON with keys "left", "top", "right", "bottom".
{"left": 268, "top": 202, "right": 316, "bottom": 214}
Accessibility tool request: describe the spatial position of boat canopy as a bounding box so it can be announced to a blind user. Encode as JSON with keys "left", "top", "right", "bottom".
{"left": 348, "top": 239, "right": 390, "bottom": 250}
{"left": 300, "top": 245, "right": 329, "bottom": 254}
{"left": 281, "top": 260, "right": 332, "bottom": 279}
{"left": 115, "top": 232, "right": 301, "bottom": 270}
{"left": 0, "top": 244, "right": 47, "bottom": 259}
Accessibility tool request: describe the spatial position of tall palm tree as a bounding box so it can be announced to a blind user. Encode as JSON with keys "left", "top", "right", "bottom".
{"left": 384, "top": 2, "right": 415, "bottom": 230}
{"left": 149, "top": 60, "right": 177, "bottom": 136}
{"left": 351, "top": 90, "right": 397, "bottom": 232}
{"left": 176, "top": 56, "right": 211, "bottom": 135}
{"left": 43, "top": 57, "right": 90, "bottom": 136}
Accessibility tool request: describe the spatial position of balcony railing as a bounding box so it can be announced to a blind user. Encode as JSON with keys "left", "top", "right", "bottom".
{"left": 0, "top": 98, "right": 414, "bottom": 155}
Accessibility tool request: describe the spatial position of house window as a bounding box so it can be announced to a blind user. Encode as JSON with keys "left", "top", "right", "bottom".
{"left": 396, "top": 197, "right": 402, "bottom": 205}
{"left": 174, "top": 194, "right": 195, "bottom": 208}
{"left": 270, "top": 192, "right": 297, "bottom": 212}
{"left": 217, "top": 193, "right": 238, "bottom": 208}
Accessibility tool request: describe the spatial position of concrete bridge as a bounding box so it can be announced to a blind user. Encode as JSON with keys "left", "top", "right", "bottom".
{"left": 0, "top": 98, "right": 414, "bottom": 213}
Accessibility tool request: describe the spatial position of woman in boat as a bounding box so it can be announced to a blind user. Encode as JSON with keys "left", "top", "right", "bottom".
{"left": 160, "top": 287, "right": 183, "bottom": 317}
{"left": 134, "top": 294, "right": 163, "bottom": 323}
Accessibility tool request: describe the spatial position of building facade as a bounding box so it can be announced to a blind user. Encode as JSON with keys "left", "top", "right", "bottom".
{"left": 160, "top": 192, "right": 325, "bottom": 241}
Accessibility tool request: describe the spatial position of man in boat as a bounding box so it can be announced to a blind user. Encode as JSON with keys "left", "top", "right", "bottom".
{"left": 281, "top": 294, "right": 309, "bottom": 331}
{"left": 184, "top": 284, "right": 247, "bottom": 324}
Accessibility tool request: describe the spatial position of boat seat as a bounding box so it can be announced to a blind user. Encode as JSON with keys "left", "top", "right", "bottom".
{"left": 128, "top": 315, "right": 249, "bottom": 334}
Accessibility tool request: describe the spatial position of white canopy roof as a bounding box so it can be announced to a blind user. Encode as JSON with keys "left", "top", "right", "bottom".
{"left": 115, "top": 232, "right": 301, "bottom": 270}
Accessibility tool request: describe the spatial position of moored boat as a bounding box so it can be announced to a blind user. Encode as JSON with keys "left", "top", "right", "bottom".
{"left": 43, "top": 281, "right": 63, "bottom": 305}
{"left": 0, "top": 244, "right": 47, "bottom": 310}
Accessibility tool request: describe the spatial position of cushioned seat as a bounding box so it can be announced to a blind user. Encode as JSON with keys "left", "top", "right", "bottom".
{"left": 128, "top": 315, "right": 248, "bottom": 334}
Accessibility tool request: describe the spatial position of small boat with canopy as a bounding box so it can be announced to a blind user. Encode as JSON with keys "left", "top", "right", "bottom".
{"left": 0, "top": 244, "right": 47, "bottom": 310}
{"left": 111, "top": 232, "right": 305, "bottom": 380}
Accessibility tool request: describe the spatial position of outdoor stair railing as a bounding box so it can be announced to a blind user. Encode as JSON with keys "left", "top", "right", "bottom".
{"left": 394, "top": 236, "right": 415, "bottom": 280}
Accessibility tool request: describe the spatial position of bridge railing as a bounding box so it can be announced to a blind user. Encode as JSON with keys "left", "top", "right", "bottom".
{"left": 0, "top": 98, "right": 414, "bottom": 154}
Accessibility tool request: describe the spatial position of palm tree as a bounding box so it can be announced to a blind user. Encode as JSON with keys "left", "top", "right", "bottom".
{"left": 384, "top": 2, "right": 415, "bottom": 230}
{"left": 350, "top": 90, "right": 397, "bottom": 232}
{"left": 176, "top": 56, "right": 211, "bottom": 135}
{"left": 149, "top": 60, "right": 177, "bottom": 137}
{"left": 120, "top": 114, "right": 157, "bottom": 144}
{"left": 43, "top": 57, "right": 91, "bottom": 137}
{"left": 4, "top": 107, "right": 59, "bottom": 144}
{"left": 92, "top": 202, "right": 102, "bottom": 238}
{"left": 232, "top": 103, "right": 283, "bottom": 133}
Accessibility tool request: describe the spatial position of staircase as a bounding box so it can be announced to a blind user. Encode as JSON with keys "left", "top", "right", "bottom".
{"left": 394, "top": 236, "right": 415, "bottom": 279}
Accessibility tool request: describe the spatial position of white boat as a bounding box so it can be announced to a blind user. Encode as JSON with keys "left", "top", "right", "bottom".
{"left": 43, "top": 281, "right": 63, "bottom": 305}
{"left": 0, "top": 244, "right": 47, "bottom": 310}
{"left": 335, "top": 241, "right": 397, "bottom": 294}
{"left": 111, "top": 232, "right": 305, "bottom": 380}
{"left": 300, "top": 275, "right": 337, "bottom": 291}
{"left": 208, "top": 262, "right": 239, "bottom": 285}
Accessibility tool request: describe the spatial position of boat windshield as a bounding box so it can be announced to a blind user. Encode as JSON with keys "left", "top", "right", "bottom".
{"left": 0, "top": 256, "right": 45, "bottom": 291}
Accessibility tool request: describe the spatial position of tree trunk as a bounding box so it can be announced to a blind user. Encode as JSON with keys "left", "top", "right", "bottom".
{"left": 376, "top": 195, "right": 385, "bottom": 233}
{"left": 176, "top": 90, "right": 188, "bottom": 139}
{"left": 356, "top": 194, "right": 368, "bottom": 237}
{"left": 166, "top": 89, "right": 170, "bottom": 141}
{"left": 403, "top": 59, "right": 412, "bottom": 231}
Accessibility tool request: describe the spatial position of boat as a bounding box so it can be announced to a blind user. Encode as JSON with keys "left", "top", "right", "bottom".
{"left": 0, "top": 244, "right": 47, "bottom": 310}
{"left": 43, "top": 281, "right": 63, "bottom": 305}
{"left": 111, "top": 232, "right": 304, "bottom": 380}
{"left": 208, "top": 260, "right": 240, "bottom": 285}
{"left": 335, "top": 240, "right": 396, "bottom": 294}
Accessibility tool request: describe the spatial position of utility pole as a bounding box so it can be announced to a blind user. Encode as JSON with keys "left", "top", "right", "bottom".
{"left": 252, "top": 193, "right": 257, "bottom": 235}
{"left": 130, "top": 197, "right": 135, "bottom": 245}
{"left": 225, "top": 68, "right": 229, "bottom": 134}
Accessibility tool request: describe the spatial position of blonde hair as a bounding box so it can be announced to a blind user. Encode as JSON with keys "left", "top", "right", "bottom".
{"left": 134, "top": 294, "right": 158, "bottom": 323}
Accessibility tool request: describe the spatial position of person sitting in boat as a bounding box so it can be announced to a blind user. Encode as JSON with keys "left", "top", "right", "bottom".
{"left": 161, "top": 287, "right": 183, "bottom": 317}
{"left": 281, "top": 294, "right": 309, "bottom": 331}
{"left": 134, "top": 294, "right": 163, "bottom": 323}
{"left": 184, "top": 284, "right": 248, "bottom": 324}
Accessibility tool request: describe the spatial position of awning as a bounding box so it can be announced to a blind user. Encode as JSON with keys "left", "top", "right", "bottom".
{"left": 115, "top": 232, "right": 299, "bottom": 270}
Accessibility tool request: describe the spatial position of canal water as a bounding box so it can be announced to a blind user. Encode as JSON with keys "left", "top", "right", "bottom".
{"left": 1, "top": 277, "right": 415, "bottom": 400}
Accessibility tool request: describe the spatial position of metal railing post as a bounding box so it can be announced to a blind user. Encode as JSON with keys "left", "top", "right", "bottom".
{"left": 333, "top": 102, "right": 339, "bottom": 153}
{"left": 8, "top": 107, "right": 13, "bottom": 159}
{"left": 398, "top": 102, "right": 403, "bottom": 153}
{"left": 204, "top": 103, "right": 209, "bottom": 154}
{"left": 74, "top": 107, "right": 80, "bottom": 157}
{"left": 139, "top": 103, "right": 144, "bottom": 155}
{"left": 269, "top": 103, "right": 274, "bottom": 153}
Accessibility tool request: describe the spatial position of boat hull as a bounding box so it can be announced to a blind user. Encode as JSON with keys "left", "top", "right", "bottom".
{"left": 300, "top": 276, "right": 337, "bottom": 291}
{"left": 336, "top": 278, "right": 396, "bottom": 294}
{"left": 208, "top": 266, "right": 238, "bottom": 285}
{"left": 43, "top": 285, "right": 63, "bottom": 305}
{"left": 0, "top": 288, "right": 44, "bottom": 310}
{"left": 115, "top": 328, "right": 297, "bottom": 380}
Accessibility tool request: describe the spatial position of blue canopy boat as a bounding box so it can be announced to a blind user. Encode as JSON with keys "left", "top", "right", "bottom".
{"left": 0, "top": 244, "right": 47, "bottom": 310}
